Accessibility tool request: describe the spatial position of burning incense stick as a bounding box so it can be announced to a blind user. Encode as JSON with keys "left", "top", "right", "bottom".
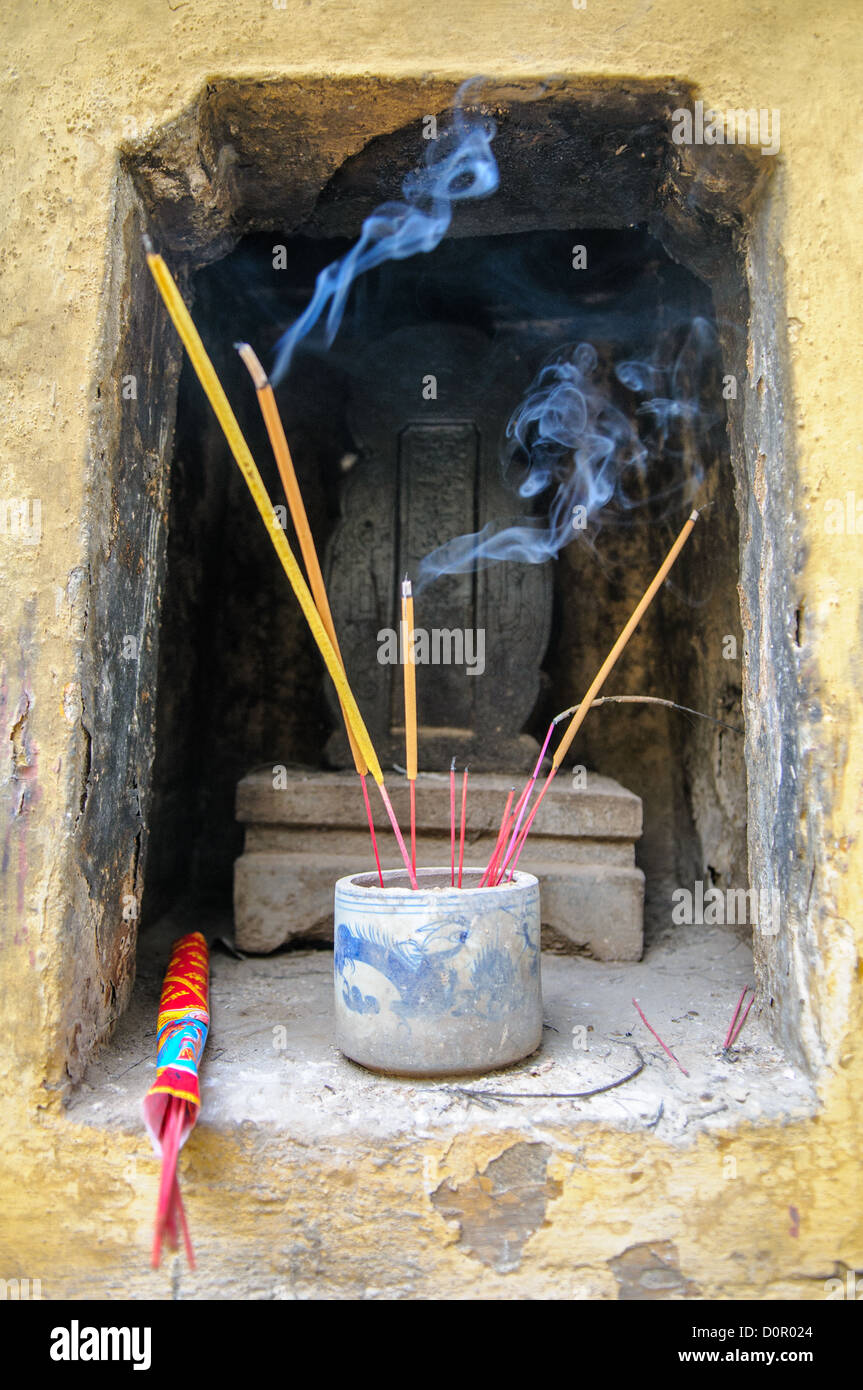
{"left": 450, "top": 757, "right": 456, "bottom": 886}
{"left": 401, "top": 578, "right": 418, "bottom": 875}
{"left": 553, "top": 511, "right": 699, "bottom": 768}
{"left": 145, "top": 242, "right": 416, "bottom": 886}
{"left": 235, "top": 343, "right": 361, "bottom": 767}
{"left": 499, "top": 511, "right": 700, "bottom": 880}
{"left": 236, "top": 342, "right": 383, "bottom": 885}
{"left": 458, "top": 766, "right": 469, "bottom": 888}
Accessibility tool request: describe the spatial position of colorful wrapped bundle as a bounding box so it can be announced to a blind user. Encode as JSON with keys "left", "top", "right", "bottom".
{"left": 143, "top": 931, "right": 210, "bottom": 1269}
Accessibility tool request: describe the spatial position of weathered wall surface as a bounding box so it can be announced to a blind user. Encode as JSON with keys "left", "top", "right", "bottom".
{"left": 1, "top": 0, "right": 860, "bottom": 1298}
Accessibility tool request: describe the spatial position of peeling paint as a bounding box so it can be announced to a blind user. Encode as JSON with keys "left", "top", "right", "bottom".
{"left": 431, "top": 1142, "right": 562, "bottom": 1272}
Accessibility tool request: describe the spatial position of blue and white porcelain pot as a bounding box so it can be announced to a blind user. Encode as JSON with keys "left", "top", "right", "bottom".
{"left": 333, "top": 867, "right": 542, "bottom": 1076}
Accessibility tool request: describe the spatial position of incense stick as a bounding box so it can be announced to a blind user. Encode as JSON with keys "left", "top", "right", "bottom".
{"left": 479, "top": 787, "right": 515, "bottom": 887}
{"left": 487, "top": 811, "right": 515, "bottom": 887}
{"left": 723, "top": 986, "right": 754, "bottom": 1051}
{"left": 401, "top": 577, "right": 418, "bottom": 876}
{"left": 486, "top": 778, "right": 530, "bottom": 885}
{"left": 458, "top": 767, "right": 468, "bottom": 888}
{"left": 722, "top": 985, "right": 749, "bottom": 1051}
{"left": 500, "top": 511, "right": 700, "bottom": 880}
{"left": 632, "top": 997, "right": 690, "bottom": 1076}
{"left": 152, "top": 1098, "right": 185, "bottom": 1268}
{"left": 237, "top": 341, "right": 383, "bottom": 884}
{"left": 378, "top": 784, "right": 415, "bottom": 884}
{"left": 481, "top": 798, "right": 514, "bottom": 888}
{"left": 552, "top": 693, "right": 744, "bottom": 737}
{"left": 173, "top": 1177, "right": 195, "bottom": 1270}
{"left": 360, "top": 775, "right": 384, "bottom": 887}
{"left": 145, "top": 244, "right": 416, "bottom": 884}
{"left": 494, "top": 720, "right": 555, "bottom": 885}
{"left": 727, "top": 990, "right": 755, "bottom": 1049}
{"left": 553, "top": 511, "right": 700, "bottom": 768}
{"left": 450, "top": 758, "right": 456, "bottom": 886}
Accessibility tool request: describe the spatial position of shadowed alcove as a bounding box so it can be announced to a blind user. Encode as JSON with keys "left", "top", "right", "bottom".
{"left": 144, "top": 223, "right": 745, "bottom": 948}
{"left": 74, "top": 75, "right": 815, "bottom": 1083}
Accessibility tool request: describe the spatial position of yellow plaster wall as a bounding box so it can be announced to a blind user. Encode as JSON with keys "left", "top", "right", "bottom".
{"left": 1, "top": 0, "right": 861, "bottom": 1297}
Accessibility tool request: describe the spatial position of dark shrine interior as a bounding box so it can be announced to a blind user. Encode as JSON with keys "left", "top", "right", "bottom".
{"left": 143, "top": 224, "right": 746, "bottom": 941}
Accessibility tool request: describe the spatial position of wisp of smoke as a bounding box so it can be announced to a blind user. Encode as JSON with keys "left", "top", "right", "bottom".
{"left": 270, "top": 81, "right": 499, "bottom": 385}
{"left": 416, "top": 318, "right": 718, "bottom": 592}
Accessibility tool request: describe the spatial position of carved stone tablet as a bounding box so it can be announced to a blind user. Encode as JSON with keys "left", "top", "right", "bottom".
{"left": 324, "top": 323, "right": 552, "bottom": 770}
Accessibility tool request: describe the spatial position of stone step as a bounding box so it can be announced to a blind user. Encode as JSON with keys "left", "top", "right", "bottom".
{"left": 237, "top": 767, "right": 643, "bottom": 839}
{"left": 234, "top": 766, "right": 645, "bottom": 959}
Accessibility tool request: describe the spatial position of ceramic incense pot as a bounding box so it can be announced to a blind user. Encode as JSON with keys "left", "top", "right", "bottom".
{"left": 333, "top": 867, "right": 542, "bottom": 1077}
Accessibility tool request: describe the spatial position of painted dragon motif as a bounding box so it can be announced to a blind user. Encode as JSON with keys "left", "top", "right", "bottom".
{"left": 335, "top": 912, "right": 538, "bottom": 1023}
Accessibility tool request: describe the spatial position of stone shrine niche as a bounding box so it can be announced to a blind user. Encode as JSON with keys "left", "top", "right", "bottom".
{"left": 323, "top": 322, "right": 553, "bottom": 771}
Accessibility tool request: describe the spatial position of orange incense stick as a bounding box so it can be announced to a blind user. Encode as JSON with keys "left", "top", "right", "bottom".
{"left": 500, "top": 510, "right": 700, "bottom": 881}
{"left": 553, "top": 511, "right": 699, "bottom": 768}
{"left": 237, "top": 342, "right": 383, "bottom": 885}
{"left": 401, "top": 578, "right": 418, "bottom": 876}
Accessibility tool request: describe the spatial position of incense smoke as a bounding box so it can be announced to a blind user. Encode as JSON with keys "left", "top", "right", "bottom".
{"left": 270, "top": 82, "right": 499, "bottom": 385}
{"left": 416, "top": 318, "right": 718, "bottom": 591}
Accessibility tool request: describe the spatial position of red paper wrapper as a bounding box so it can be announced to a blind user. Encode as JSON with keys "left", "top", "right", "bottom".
{"left": 143, "top": 932, "right": 210, "bottom": 1267}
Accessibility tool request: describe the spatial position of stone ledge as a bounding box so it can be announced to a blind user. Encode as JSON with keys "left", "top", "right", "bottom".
{"left": 71, "top": 913, "right": 812, "bottom": 1145}
{"left": 236, "top": 768, "right": 643, "bottom": 840}
{"left": 234, "top": 769, "right": 645, "bottom": 956}
{"left": 41, "top": 911, "right": 818, "bottom": 1300}
{"left": 234, "top": 851, "right": 645, "bottom": 959}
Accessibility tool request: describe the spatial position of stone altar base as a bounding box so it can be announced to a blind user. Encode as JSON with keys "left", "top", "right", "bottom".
{"left": 234, "top": 769, "right": 644, "bottom": 960}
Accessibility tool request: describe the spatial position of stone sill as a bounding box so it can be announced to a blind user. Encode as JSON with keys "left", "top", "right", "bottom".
{"left": 69, "top": 913, "right": 815, "bottom": 1146}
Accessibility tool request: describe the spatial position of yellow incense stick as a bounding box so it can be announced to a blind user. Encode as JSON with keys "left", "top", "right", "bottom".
{"left": 145, "top": 244, "right": 383, "bottom": 785}
{"left": 552, "top": 509, "right": 700, "bottom": 768}
{"left": 236, "top": 342, "right": 367, "bottom": 779}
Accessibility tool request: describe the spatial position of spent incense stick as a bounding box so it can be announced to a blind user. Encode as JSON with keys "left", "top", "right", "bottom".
{"left": 145, "top": 241, "right": 416, "bottom": 886}
{"left": 401, "top": 578, "right": 418, "bottom": 876}
{"left": 450, "top": 757, "right": 456, "bottom": 886}
{"left": 497, "top": 510, "right": 700, "bottom": 882}
{"left": 492, "top": 719, "right": 556, "bottom": 885}
{"left": 237, "top": 341, "right": 383, "bottom": 885}
{"left": 723, "top": 986, "right": 755, "bottom": 1051}
{"left": 632, "top": 997, "right": 689, "bottom": 1076}
{"left": 457, "top": 766, "right": 469, "bottom": 888}
{"left": 727, "top": 990, "right": 755, "bottom": 1049}
{"left": 479, "top": 787, "right": 515, "bottom": 887}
